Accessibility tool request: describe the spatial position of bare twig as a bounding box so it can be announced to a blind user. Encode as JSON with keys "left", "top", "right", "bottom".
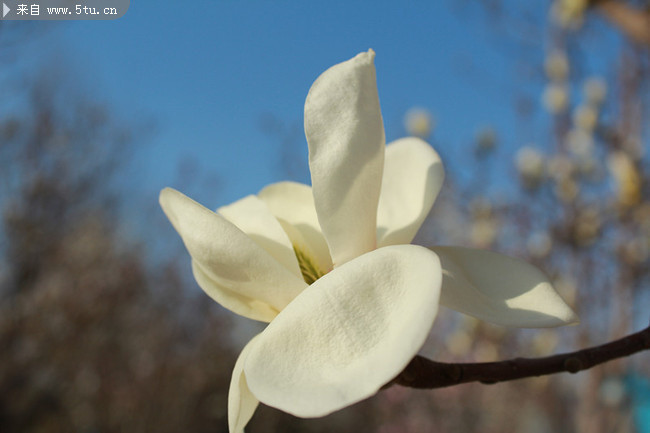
{"left": 388, "top": 324, "right": 650, "bottom": 389}
{"left": 593, "top": 0, "right": 650, "bottom": 46}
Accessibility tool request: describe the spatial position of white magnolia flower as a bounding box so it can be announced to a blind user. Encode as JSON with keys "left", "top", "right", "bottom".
{"left": 583, "top": 77, "right": 607, "bottom": 106}
{"left": 542, "top": 83, "right": 569, "bottom": 114}
{"left": 607, "top": 150, "right": 642, "bottom": 207}
{"left": 551, "top": 0, "right": 588, "bottom": 29}
{"left": 566, "top": 128, "right": 595, "bottom": 158}
{"left": 573, "top": 104, "right": 599, "bottom": 132}
{"left": 160, "top": 50, "right": 578, "bottom": 433}
{"left": 404, "top": 107, "right": 435, "bottom": 138}
{"left": 547, "top": 155, "right": 575, "bottom": 182}
{"left": 544, "top": 50, "right": 570, "bottom": 82}
{"left": 516, "top": 146, "right": 546, "bottom": 187}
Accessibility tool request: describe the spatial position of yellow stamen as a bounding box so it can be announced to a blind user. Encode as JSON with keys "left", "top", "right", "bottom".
{"left": 293, "top": 246, "right": 324, "bottom": 285}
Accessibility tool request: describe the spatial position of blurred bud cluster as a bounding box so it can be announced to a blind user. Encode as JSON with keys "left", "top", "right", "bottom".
{"left": 551, "top": 0, "right": 589, "bottom": 29}
{"left": 404, "top": 107, "right": 435, "bottom": 139}
{"left": 409, "top": 2, "right": 649, "bottom": 431}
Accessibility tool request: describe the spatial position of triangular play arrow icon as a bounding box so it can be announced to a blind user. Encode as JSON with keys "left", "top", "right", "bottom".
{"left": 2, "top": 3, "right": 9, "bottom": 18}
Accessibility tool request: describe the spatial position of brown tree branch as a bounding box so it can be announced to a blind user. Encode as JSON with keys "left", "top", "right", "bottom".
{"left": 388, "top": 324, "right": 650, "bottom": 389}
{"left": 593, "top": 0, "right": 650, "bottom": 46}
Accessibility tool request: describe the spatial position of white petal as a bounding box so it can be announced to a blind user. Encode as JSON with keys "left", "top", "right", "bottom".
{"left": 160, "top": 188, "right": 307, "bottom": 322}
{"left": 257, "top": 181, "right": 332, "bottom": 273}
{"left": 305, "top": 50, "right": 385, "bottom": 266}
{"left": 244, "top": 245, "right": 441, "bottom": 417}
{"left": 432, "top": 246, "right": 578, "bottom": 327}
{"left": 377, "top": 138, "right": 445, "bottom": 247}
{"left": 218, "top": 195, "right": 302, "bottom": 279}
{"left": 229, "top": 336, "right": 261, "bottom": 433}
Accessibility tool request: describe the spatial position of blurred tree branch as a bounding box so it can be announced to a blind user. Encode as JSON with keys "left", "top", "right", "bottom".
{"left": 593, "top": 0, "right": 650, "bottom": 45}
{"left": 389, "top": 324, "right": 650, "bottom": 389}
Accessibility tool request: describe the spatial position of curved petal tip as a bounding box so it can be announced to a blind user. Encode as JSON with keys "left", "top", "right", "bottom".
{"left": 433, "top": 246, "right": 579, "bottom": 328}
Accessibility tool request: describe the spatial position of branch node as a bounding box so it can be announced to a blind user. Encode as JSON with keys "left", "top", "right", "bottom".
{"left": 563, "top": 356, "right": 583, "bottom": 373}
{"left": 400, "top": 369, "right": 416, "bottom": 384}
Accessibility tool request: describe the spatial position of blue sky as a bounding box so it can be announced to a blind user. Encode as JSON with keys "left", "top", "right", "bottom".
{"left": 15, "top": 0, "right": 620, "bottom": 229}
{"left": 45, "top": 0, "right": 551, "bottom": 207}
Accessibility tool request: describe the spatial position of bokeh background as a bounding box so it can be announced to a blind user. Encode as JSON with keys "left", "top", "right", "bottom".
{"left": 1, "top": 0, "right": 649, "bottom": 432}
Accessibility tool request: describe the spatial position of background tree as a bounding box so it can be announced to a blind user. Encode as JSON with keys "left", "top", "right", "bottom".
{"left": 2, "top": 1, "right": 649, "bottom": 431}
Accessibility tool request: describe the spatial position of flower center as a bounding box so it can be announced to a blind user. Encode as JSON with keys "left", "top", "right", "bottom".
{"left": 293, "top": 246, "right": 325, "bottom": 285}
